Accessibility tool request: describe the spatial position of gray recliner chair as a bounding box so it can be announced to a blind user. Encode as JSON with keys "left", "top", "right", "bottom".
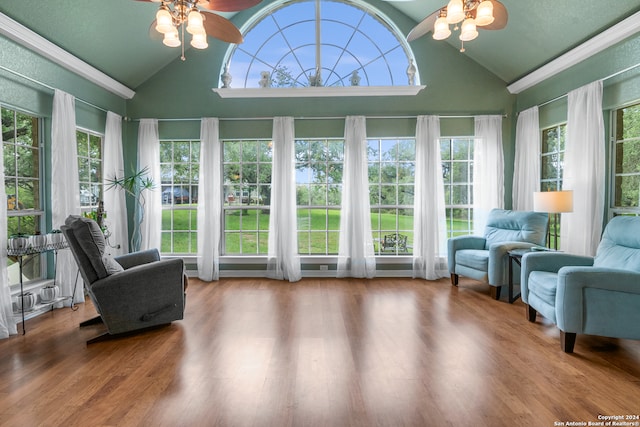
{"left": 61, "top": 215, "right": 185, "bottom": 343}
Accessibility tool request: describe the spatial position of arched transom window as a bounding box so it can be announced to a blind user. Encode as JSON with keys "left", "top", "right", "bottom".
{"left": 222, "top": 0, "right": 418, "bottom": 88}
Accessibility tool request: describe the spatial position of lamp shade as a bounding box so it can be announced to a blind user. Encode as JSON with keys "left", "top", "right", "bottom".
{"left": 533, "top": 190, "right": 574, "bottom": 213}
{"left": 433, "top": 16, "right": 452, "bottom": 40}
{"left": 445, "top": 0, "right": 465, "bottom": 24}
{"left": 459, "top": 17, "right": 478, "bottom": 41}
{"left": 475, "top": 1, "right": 495, "bottom": 26}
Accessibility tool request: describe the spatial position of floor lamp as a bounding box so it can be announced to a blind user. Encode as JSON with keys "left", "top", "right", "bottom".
{"left": 533, "top": 190, "right": 573, "bottom": 250}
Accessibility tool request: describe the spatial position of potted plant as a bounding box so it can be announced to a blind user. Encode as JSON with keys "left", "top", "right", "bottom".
{"left": 8, "top": 233, "right": 29, "bottom": 251}
{"left": 106, "top": 167, "right": 155, "bottom": 252}
{"left": 47, "top": 229, "right": 64, "bottom": 246}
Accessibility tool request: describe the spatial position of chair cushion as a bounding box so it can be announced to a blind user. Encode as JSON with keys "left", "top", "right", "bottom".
{"left": 528, "top": 271, "right": 558, "bottom": 305}
{"left": 594, "top": 216, "right": 640, "bottom": 272}
{"left": 102, "top": 254, "right": 124, "bottom": 275}
{"left": 65, "top": 215, "right": 108, "bottom": 280}
{"left": 484, "top": 209, "right": 548, "bottom": 248}
{"left": 456, "top": 249, "right": 489, "bottom": 271}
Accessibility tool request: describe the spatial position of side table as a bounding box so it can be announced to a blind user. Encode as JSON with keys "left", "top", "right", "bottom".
{"left": 8, "top": 241, "right": 70, "bottom": 335}
{"left": 507, "top": 248, "right": 531, "bottom": 303}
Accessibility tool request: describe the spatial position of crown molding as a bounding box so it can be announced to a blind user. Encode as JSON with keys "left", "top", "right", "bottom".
{"left": 507, "top": 10, "right": 640, "bottom": 94}
{"left": 0, "top": 12, "right": 135, "bottom": 100}
{"left": 212, "top": 85, "right": 426, "bottom": 98}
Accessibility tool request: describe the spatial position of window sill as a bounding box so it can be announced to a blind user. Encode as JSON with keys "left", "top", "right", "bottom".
{"left": 212, "top": 85, "right": 426, "bottom": 99}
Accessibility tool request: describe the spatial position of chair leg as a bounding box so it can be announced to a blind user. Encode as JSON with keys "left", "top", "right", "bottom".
{"left": 526, "top": 304, "right": 537, "bottom": 322}
{"left": 490, "top": 286, "right": 501, "bottom": 300}
{"left": 451, "top": 274, "right": 459, "bottom": 286}
{"left": 560, "top": 331, "right": 577, "bottom": 353}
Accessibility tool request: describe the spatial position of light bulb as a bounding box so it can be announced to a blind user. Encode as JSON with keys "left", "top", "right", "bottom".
{"left": 475, "top": 1, "right": 495, "bottom": 26}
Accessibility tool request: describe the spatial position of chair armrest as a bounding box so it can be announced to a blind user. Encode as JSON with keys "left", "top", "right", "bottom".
{"left": 115, "top": 249, "right": 161, "bottom": 270}
{"left": 448, "top": 236, "right": 486, "bottom": 273}
{"left": 520, "top": 252, "right": 594, "bottom": 303}
{"left": 556, "top": 267, "right": 640, "bottom": 334}
{"left": 487, "top": 241, "right": 538, "bottom": 287}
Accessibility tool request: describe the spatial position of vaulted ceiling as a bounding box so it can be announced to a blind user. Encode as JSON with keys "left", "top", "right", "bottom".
{"left": 1, "top": 0, "right": 639, "bottom": 92}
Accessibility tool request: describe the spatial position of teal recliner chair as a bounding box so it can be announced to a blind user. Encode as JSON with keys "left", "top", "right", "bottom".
{"left": 448, "top": 209, "right": 548, "bottom": 300}
{"left": 521, "top": 216, "right": 640, "bottom": 353}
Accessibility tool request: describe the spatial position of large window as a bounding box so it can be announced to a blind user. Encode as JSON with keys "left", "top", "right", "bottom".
{"left": 441, "top": 137, "right": 474, "bottom": 237}
{"left": 223, "top": 140, "right": 272, "bottom": 255}
{"left": 540, "top": 124, "right": 567, "bottom": 247}
{"left": 160, "top": 140, "right": 200, "bottom": 255}
{"left": 296, "top": 139, "right": 343, "bottom": 255}
{"left": 76, "top": 128, "right": 103, "bottom": 213}
{"left": 612, "top": 102, "right": 640, "bottom": 216}
{"left": 541, "top": 124, "right": 566, "bottom": 191}
{"left": 225, "top": 0, "right": 416, "bottom": 88}
{"left": 3, "top": 106, "right": 44, "bottom": 285}
{"left": 368, "top": 138, "right": 415, "bottom": 254}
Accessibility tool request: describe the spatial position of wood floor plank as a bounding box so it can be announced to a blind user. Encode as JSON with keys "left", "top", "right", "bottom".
{"left": 1, "top": 277, "right": 639, "bottom": 426}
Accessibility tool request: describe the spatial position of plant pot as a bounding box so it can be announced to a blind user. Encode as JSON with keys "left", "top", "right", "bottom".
{"left": 15, "top": 292, "right": 36, "bottom": 312}
{"left": 30, "top": 234, "right": 47, "bottom": 249}
{"left": 8, "top": 236, "right": 28, "bottom": 251}
{"left": 48, "top": 232, "right": 64, "bottom": 246}
{"left": 40, "top": 285, "right": 60, "bottom": 303}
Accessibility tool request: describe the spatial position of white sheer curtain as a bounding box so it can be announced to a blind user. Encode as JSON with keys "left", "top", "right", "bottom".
{"left": 197, "top": 118, "right": 222, "bottom": 281}
{"left": 0, "top": 109, "right": 17, "bottom": 339}
{"left": 561, "top": 81, "right": 605, "bottom": 256}
{"left": 473, "top": 115, "right": 505, "bottom": 234}
{"left": 412, "top": 116, "right": 448, "bottom": 280}
{"left": 137, "top": 119, "right": 161, "bottom": 252}
{"left": 51, "top": 89, "right": 83, "bottom": 305}
{"left": 337, "top": 116, "right": 376, "bottom": 278}
{"left": 103, "top": 111, "right": 128, "bottom": 255}
{"left": 267, "top": 117, "right": 302, "bottom": 282}
{"left": 512, "top": 106, "right": 541, "bottom": 210}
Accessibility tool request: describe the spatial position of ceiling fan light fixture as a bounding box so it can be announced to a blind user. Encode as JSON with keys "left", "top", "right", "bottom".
{"left": 445, "top": 0, "right": 465, "bottom": 24}
{"left": 459, "top": 17, "right": 478, "bottom": 41}
{"left": 432, "top": 16, "right": 451, "bottom": 40}
{"left": 191, "top": 31, "right": 208, "bottom": 49}
{"left": 155, "top": 6, "right": 174, "bottom": 34}
{"left": 186, "top": 10, "right": 204, "bottom": 35}
{"left": 163, "top": 27, "right": 181, "bottom": 47}
{"left": 475, "top": 1, "right": 495, "bottom": 26}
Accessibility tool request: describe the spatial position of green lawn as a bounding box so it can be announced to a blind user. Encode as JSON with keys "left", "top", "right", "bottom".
{"left": 161, "top": 207, "right": 473, "bottom": 254}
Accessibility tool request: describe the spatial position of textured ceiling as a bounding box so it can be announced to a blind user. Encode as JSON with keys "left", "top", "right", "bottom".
{"left": 1, "top": 0, "right": 639, "bottom": 90}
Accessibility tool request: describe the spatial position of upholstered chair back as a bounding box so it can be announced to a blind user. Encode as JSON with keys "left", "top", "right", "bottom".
{"left": 61, "top": 215, "right": 123, "bottom": 286}
{"left": 484, "top": 209, "right": 548, "bottom": 249}
{"left": 594, "top": 216, "right": 640, "bottom": 272}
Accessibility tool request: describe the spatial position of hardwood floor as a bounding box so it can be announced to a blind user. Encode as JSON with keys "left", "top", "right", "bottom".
{"left": 1, "top": 277, "right": 639, "bottom": 427}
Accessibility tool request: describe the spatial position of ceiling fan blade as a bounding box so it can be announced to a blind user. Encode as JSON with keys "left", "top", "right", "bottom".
{"left": 198, "top": 0, "right": 262, "bottom": 12}
{"left": 407, "top": 10, "right": 439, "bottom": 42}
{"left": 202, "top": 12, "right": 244, "bottom": 44}
{"left": 482, "top": 0, "right": 508, "bottom": 30}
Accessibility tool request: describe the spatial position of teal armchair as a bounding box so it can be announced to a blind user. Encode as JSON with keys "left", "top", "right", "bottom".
{"left": 448, "top": 209, "right": 548, "bottom": 300}
{"left": 521, "top": 216, "right": 640, "bottom": 353}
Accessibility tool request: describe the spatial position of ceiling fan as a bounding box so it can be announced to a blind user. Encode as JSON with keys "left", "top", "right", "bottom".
{"left": 407, "top": 0, "right": 507, "bottom": 52}
{"left": 135, "top": 0, "right": 261, "bottom": 58}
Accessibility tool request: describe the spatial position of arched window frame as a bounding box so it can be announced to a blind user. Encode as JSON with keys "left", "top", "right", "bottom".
{"left": 218, "top": 0, "right": 420, "bottom": 90}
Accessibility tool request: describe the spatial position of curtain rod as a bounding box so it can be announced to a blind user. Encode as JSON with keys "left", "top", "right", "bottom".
{"left": 537, "top": 61, "right": 640, "bottom": 108}
{"left": 0, "top": 64, "right": 109, "bottom": 113}
{"left": 130, "top": 113, "right": 507, "bottom": 122}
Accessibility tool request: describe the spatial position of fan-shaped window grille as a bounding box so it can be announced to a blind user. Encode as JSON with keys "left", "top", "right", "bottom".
{"left": 221, "top": 0, "right": 418, "bottom": 88}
